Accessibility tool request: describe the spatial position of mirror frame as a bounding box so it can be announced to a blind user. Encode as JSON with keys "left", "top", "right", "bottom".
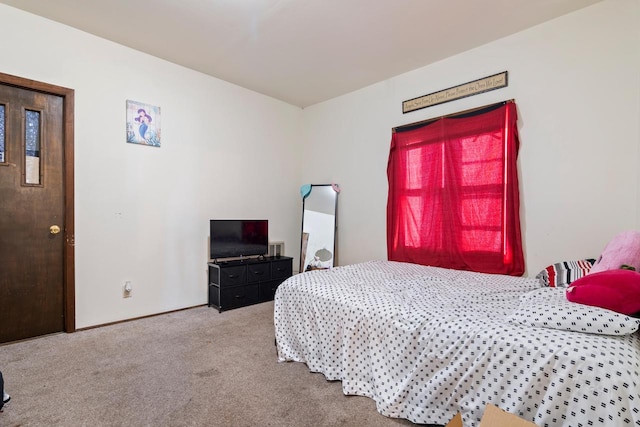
{"left": 299, "top": 184, "right": 339, "bottom": 273}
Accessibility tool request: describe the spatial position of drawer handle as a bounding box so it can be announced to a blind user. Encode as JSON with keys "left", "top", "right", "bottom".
{"left": 234, "top": 294, "right": 246, "bottom": 300}
{"left": 276, "top": 267, "right": 284, "bottom": 272}
{"left": 253, "top": 271, "right": 264, "bottom": 276}
{"left": 228, "top": 274, "right": 237, "bottom": 279}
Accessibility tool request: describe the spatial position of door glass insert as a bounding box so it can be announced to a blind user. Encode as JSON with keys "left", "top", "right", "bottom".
{"left": 25, "top": 109, "right": 41, "bottom": 184}
{"left": 0, "top": 105, "right": 5, "bottom": 163}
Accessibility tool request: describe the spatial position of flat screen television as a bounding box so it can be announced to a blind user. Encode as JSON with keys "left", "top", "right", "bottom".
{"left": 209, "top": 219, "right": 268, "bottom": 260}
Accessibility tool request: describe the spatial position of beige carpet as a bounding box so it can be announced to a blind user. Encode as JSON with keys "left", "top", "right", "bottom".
{"left": 0, "top": 301, "right": 427, "bottom": 426}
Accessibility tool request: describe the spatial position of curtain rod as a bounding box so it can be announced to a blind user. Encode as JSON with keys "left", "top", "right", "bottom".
{"left": 392, "top": 99, "right": 514, "bottom": 133}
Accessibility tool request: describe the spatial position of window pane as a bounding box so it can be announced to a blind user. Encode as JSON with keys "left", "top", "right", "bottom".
{"left": 25, "top": 110, "right": 40, "bottom": 185}
{"left": 400, "top": 195, "right": 425, "bottom": 248}
{"left": 460, "top": 229, "right": 501, "bottom": 252}
{"left": 459, "top": 133, "right": 504, "bottom": 186}
{"left": 403, "top": 144, "right": 443, "bottom": 190}
{"left": 0, "top": 105, "right": 5, "bottom": 163}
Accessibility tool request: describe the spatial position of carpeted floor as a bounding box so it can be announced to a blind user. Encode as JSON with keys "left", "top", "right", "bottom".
{"left": 0, "top": 301, "right": 421, "bottom": 426}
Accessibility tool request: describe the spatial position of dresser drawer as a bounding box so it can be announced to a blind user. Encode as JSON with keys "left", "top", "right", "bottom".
{"left": 271, "top": 259, "right": 292, "bottom": 280}
{"left": 247, "top": 262, "right": 270, "bottom": 283}
{"left": 220, "top": 284, "right": 259, "bottom": 310}
{"left": 218, "top": 265, "right": 247, "bottom": 287}
{"left": 259, "top": 280, "right": 282, "bottom": 301}
{"left": 208, "top": 284, "right": 220, "bottom": 308}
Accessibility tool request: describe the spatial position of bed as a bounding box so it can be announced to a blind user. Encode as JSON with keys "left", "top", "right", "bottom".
{"left": 274, "top": 260, "right": 640, "bottom": 426}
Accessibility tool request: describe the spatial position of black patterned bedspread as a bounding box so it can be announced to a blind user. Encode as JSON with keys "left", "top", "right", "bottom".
{"left": 274, "top": 260, "right": 640, "bottom": 426}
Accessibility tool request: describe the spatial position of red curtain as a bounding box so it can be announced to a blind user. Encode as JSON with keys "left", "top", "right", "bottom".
{"left": 387, "top": 102, "right": 524, "bottom": 276}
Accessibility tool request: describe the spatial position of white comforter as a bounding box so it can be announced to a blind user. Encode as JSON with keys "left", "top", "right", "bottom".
{"left": 274, "top": 260, "right": 640, "bottom": 427}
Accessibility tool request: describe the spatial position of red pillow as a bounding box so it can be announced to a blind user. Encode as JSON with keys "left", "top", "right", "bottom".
{"left": 566, "top": 269, "right": 640, "bottom": 315}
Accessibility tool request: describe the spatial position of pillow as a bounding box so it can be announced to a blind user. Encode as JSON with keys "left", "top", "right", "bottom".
{"left": 566, "top": 269, "right": 640, "bottom": 316}
{"left": 589, "top": 230, "right": 640, "bottom": 274}
{"left": 535, "top": 259, "right": 595, "bottom": 288}
{"left": 509, "top": 288, "right": 640, "bottom": 335}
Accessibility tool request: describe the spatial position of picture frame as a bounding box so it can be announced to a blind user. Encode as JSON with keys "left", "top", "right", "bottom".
{"left": 126, "top": 100, "right": 161, "bottom": 147}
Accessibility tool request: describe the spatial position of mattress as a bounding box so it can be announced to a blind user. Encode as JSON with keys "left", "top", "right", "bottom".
{"left": 274, "top": 260, "right": 640, "bottom": 426}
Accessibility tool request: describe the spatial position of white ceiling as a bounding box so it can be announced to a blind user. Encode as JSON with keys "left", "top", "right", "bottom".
{"left": 0, "top": 0, "right": 601, "bottom": 108}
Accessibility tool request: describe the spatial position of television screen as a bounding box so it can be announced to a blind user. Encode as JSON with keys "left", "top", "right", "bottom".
{"left": 210, "top": 220, "right": 268, "bottom": 260}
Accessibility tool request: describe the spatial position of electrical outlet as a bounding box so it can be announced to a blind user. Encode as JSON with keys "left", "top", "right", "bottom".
{"left": 123, "top": 281, "right": 132, "bottom": 298}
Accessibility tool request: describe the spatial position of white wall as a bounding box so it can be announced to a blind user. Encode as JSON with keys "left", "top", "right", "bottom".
{"left": 0, "top": 4, "right": 303, "bottom": 328}
{"left": 302, "top": 0, "right": 640, "bottom": 276}
{"left": 2, "top": 1, "right": 639, "bottom": 329}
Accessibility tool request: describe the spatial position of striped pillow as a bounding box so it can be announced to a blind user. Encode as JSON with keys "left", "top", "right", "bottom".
{"left": 536, "top": 259, "right": 596, "bottom": 288}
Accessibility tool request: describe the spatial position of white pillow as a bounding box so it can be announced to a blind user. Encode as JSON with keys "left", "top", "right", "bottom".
{"left": 508, "top": 288, "right": 640, "bottom": 336}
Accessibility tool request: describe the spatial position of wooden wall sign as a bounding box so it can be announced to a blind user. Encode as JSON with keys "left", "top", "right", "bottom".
{"left": 402, "top": 71, "right": 508, "bottom": 114}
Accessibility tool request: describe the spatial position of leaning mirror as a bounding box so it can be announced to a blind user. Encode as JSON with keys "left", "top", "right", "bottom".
{"left": 299, "top": 184, "right": 339, "bottom": 273}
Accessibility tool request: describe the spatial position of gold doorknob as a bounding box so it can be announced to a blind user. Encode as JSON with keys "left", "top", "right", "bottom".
{"left": 50, "top": 225, "right": 61, "bottom": 235}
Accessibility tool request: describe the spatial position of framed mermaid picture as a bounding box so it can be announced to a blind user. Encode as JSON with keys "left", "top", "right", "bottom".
{"left": 126, "top": 100, "right": 161, "bottom": 147}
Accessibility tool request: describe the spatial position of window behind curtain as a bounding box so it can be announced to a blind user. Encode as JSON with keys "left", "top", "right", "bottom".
{"left": 387, "top": 102, "right": 524, "bottom": 276}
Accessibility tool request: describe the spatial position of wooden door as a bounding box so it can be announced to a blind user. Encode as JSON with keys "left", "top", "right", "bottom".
{"left": 0, "top": 75, "right": 74, "bottom": 343}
